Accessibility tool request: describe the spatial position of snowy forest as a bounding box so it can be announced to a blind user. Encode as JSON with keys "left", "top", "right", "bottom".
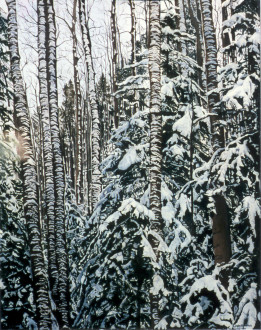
{"left": 0, "top": 0, "right": 260, "bottom": 328}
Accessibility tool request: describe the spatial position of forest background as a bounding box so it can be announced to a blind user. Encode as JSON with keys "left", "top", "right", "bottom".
{"left": 0, "top": 0, "right": 260, "bottom": 329}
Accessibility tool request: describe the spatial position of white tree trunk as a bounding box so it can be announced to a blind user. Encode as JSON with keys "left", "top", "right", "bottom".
{"left": 79, "top": 0, "right": 101, "bottom": 211}
{"left": 148, "top": 1, "right": 163, "bottom": 328}
{"left": 200, "top": 0, "right": 231, "bottom": 288}
{"left": 38, "top": 0, "right": 59, "bottom": 308}
{"left": 72, "top": 0, "right": 83, "bottom": 204}
{"left": 111, "top": 0, "right": 119, "bottom": 128}
{"left": 46, "top": 0, "right": 69, "bottom": 326}
{"left": 7, "top": 0, "right": 52, "bottom": 328}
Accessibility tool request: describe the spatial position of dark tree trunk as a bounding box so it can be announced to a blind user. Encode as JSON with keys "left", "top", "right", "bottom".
{"left": 188, "top": 0, "right": 205, "bottom": 89}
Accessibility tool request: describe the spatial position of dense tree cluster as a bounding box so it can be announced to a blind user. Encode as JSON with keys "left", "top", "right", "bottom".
{"left": 0, "top": 0, "right": 259, "bottom": 329}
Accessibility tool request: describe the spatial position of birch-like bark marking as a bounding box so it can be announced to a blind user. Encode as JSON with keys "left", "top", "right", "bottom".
{"left": 6, "top": 1, "right": 52, "bottom": 328}
{"left": 129, "top": 0, "right": 136, "bottom": 76}
{"left": 200, "top": 0, "right": 231, "bottom": 285}
{"left": 46, "top": 0, "right": 69, "bottom": 326}
{"left": 38, "top": 0, "right": 59, "bottom": 306}
{"left": 72, "top": 0, "right": 83, "bottom": 204}
{"left": 78, "top": 0, "right": 101, "bottom": 211}
{"left": 149, "top": 0, "right": 162, "bottom": 230}
{"left": 148, "top": 1, "right": 163, "bottom": 327}
{"left": 111, "top": 0, "right": 119, "bottom": 128}
{"left": 200, "top": 0, "right": 225, "bottom": 148}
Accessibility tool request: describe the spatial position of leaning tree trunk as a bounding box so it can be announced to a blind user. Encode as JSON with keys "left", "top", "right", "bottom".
{"left": 38, "top": 0, "right": 59, "bottom": 307}
{"left": 148, "top": 1, "right": 163, "bottom": 328}
{"left": 6, "top": 0, "right": 52, "bottom": 328}
{"left": 78, "top": 0, "right": 102, "bottom": 211}
{"left": 200, "top": 0, "right": 231, "bottom": 286}
{"left": 46, "top": 0, "right": 70, "bottom": 326}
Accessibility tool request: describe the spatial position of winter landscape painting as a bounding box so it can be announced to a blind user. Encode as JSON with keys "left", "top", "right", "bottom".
{"left": 0, "top": 0, "right": 260, "bottom": 328}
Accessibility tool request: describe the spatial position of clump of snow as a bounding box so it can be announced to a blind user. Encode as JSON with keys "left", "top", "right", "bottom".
{"left": 0, "top": 278, "right": 6, "bottom": 290}
{"left": 155, "top": 316, "right": 168, "bottom": 330}
{"left": 118, "top": 147, "right": 141, "bottom": 171}
{"left": 181, "top": 275, "right": 233, "bottom": 328}
{"left": 172, "top": 109, "right": 192, "bottom": 138}
{"left": 223, "top": 76, "right": 256, "bottom": 109}
{"left": 150, "top": 274, "right": 171, "bottom": 296}
{"left": 235, "top": 283, "right": 257, "bottom": 328}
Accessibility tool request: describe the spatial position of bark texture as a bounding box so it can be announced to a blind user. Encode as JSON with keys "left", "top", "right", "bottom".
{"left": 148, "top": 1, "right": 163, "bottom": 327}
{"left": 46, "top": 0, "right": 69, "bottom": 326}
{"left": 111, "top": 0, "right": 119, "bottom": 128}
{"left": 78, "top": 0, "right": 102, "bottom": 211}
{"left": 72, "top": 0, "right": 83, "bottom": 204}
{"left": 129, "top": 0, "right": 136, "bottom": 75}
{"left": 200, "top": 0, "right": 232, "bottom": 283}
{"left": 7, "top": 0, "right": 52, "bottom": 328}
{"left": 38, "top": 0, "right": 58, "bottom": 305}
{"left": 149, "top": 0, "right": 162, "bottom": 231}
{"left": 200, "top": 0, "right": 225, "bottom": 147}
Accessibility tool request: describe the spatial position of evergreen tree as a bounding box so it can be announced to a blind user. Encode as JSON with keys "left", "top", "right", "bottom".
{"left": 0, "top": 140, "right": 37, "bottom": 329}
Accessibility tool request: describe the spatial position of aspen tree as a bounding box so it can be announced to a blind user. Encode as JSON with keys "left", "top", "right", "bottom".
{"left": 7, "top": 0, "right": 52, "bottom": 327}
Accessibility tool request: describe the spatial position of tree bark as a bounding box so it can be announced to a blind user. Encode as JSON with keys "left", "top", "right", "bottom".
{"left": 7, "top": 1, "right": 52, "bottom": 328}
{"left": 78, "top": 0, "right": 102, "bottom": 211}
{"left": 129, "top": 0, "right": 136, "bottom": 75}
{"left": 45, "top": 0, "right": 70, "bottom": 326}
{"left": 111, "top": 0, "right": 119, "bottom": 128}
{"left": 187, "top": 0, "right": 205, "bottom": 89}
{"left": 38, "top": 0, "right": 59, "bottom": 306}
{"left": 149, "top": 0, "right": 162, "bottom": 231}
{"left": 72, "top": 0, "right": 83, "bottom": 204}
{"left": 148, "top": 1, "right": 163, "bottom": 327}
{"left": 200, "top": 0, "right": 232, "bottom": 285}
{"left": 200, "top": 0, "right": 225, "bottom": 148}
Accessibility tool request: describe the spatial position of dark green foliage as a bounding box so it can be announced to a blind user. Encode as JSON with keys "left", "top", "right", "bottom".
{"left": 0, "top": 142, "right": 36, "bottom": 329}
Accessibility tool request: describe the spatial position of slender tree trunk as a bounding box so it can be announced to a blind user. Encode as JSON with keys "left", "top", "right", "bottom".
{"left": 144, "top": 0, "right": 149, "bottom": 48}
{"left": 129, "top": 0, "right": 136, "bottom": 74}
{"left": 45, "top": 0, "right": 70, "bottom": 326}
{"left": 179, "top": 0, "right": 187, "bottom": 56}
{"left": 200, "top": 0, "right": 231, "bottom": 285}
{"left": 149, "top": 1, "right": 162, "bottom": 230}
{"left": 78, "top": 0, "right": 102, "bottom": 211}
{"left": 148, "top": 1, "right": 163, "bottom": 327}
{"left": 111, "top": 0, "right": 119, "bottom": 128}
{"left": 129, "top": 0, "right": 139, "bottom": 115}
{"left": 7, "top": 1, "right": 52, "bottom": 328}
{"left": 38, "top": 0, "right": 59, "bottom": 306}
{"left": 200, "top": 0, "right": 225, "bottom": 147}
{"left": 188, "top": 0, "right": 205, "bottom": 89}
{"left": 72, "top": 0, "right": 83, "bottom": 204}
